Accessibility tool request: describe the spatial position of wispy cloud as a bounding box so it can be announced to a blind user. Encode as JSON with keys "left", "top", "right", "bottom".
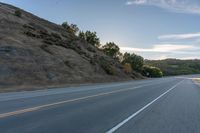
{"left": 126, "top": 0, "right": 147, "bottom": 5}
{"left": 121, "top": 44, "right": 197, "bottom": 53}
{"left": 178, "top": 56, "right": 200, "bottom": 60}
{"left": 159, "top": 32, "right": 200, "bottom": 40}
{"left": 126, "top": 0, "right": 200, "bottom": 14}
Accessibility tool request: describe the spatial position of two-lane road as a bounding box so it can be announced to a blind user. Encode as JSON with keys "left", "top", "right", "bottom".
{"left": 0, "top": 75, "right": 200, "bottom": 133}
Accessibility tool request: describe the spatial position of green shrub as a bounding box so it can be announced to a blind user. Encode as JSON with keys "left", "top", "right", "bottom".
{"left": 122, "top": 52, "right": 144, "bottom": 72}
{"left": 142, "top": 65, "right": 163, "bottom": 77}
{"left": 103, "top": 64, "right": 116, "bottom": 75}
{"left": 15, "top": 10, "right": 22, "bottom": 17}
{"left": 102, "top": 42, "right": 120, "bottom": 59}
{"left": 78, "top": 31, "right": 100, "bottom": 48}
{"left": 99, "top": 57, "right": 116, "bottom": 75}
{"left": 62, "top": 22, "right": 79, "bottom": 35}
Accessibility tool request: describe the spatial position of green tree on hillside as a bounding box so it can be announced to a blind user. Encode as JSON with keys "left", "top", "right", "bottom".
{"left": 62, "top": 22, "right": 69, "bottom": 29}
{"left": 122, "top": 52, "right": 144, "bottom": 71}
{"left": 62, "top": 22, "right": 79, "bottom": 34}
{"left": 78, "top": 31, "right": 100, "bottom": 48}
{"left": 145, "top": 59, "right": 200, "bottom": 76}
{"left": 78, "top": 31, "right": 85, "bottom": 40}
{"left": 142, "top": 65, "right": 163, "bottom": 77}
{"left": 102, "top": 42, "right": 120, "bottom": 59}
{"left": 15, "top": 10, "right": 22, "bottom": 17}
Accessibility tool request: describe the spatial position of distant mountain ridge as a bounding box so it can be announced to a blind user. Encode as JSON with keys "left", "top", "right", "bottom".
{"left": 145, "top": 59, "right": 200, "bottom": 76}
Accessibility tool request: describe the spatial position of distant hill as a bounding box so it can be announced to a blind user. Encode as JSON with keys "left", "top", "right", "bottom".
{"left": 0, "top": 3, "right": 144, "bottom": 92}
{"left": 145, "top": 59, "right": 200, "bottom": 76}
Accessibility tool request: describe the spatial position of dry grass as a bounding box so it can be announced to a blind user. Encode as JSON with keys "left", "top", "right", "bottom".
{"left": 193, "top": 78, "right": 200, "bottom": 83}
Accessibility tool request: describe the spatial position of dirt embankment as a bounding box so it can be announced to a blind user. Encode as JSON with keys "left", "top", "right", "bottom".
{"left": 0, "top": 2, "right": 144, "bottom": 92}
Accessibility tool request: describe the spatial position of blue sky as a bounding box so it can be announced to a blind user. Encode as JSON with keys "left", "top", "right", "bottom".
{"left": 1, "top": 0, "right": 200, "bottom": 60}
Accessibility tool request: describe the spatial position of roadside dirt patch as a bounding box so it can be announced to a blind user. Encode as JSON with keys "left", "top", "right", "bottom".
{"left": 193, "top": 78, "right": 200, "bottom": 83}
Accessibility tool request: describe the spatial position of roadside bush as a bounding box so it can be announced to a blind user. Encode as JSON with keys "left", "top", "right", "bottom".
{"left": 15, "top": 10, "right": 22, "bottom": 17}
{"left": 78, "top": 31, "right": 100, "bottom": 48}
{"left": 142, "top": 65, "right": 163, "bottom": 77}
{"left": 99, "top": 57, "right": 116, "bottom": 75}
{"left": 122, "top": 52, "right": 144, "bottom": 72}
{"left": 102, "top": 42, "right": 120, "bottom": 59}
{"left": 103, "top": 65, "right": 116, "bottom": 75}
{"left": 123, "top": 63, "right": 132, "bottom": 74}
{"left": 62, "top": 22, "right": 79, "bottom": 35}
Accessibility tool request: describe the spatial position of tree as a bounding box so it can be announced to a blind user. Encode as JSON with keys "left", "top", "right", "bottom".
{"left": 62, "top": 22, "right": 79, "bottom": 35}
{"left": 62, "top": 22, "right": 69, "bottom": 29}
{"left": 78, "top": 31, "right": 85, "bottom": 40}
{"left": 122, "top": 52, "right": 144, "bottom": 71}
{"left": 142, "top": 65, "right": 163, "bottom": 77}
{"left": 15, "top": 10, "right": 22, "bottom": 17}
{"left": 117, "top": 52, "right": 124, "bottom": 62}
{"left": 102, "top": 42, "right": 120, "bottom": 59}
{"left": 78, "top": 31, "right": 100, "bottom": 47}
{"left": 69, "top": 24, "right": 79, "bottom": 34}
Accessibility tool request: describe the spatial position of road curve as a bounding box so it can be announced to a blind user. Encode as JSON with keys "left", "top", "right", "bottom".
{"left": 0, "top": 75, "right": 200, "bottom": 133}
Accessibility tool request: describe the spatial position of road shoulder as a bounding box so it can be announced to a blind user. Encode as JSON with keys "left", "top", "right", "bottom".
{"left": 193, "top": 78, "right": 200, "bottom": 87}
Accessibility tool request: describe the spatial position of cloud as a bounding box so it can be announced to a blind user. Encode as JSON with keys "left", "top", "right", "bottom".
{"left": 120, "top": 44, "right": 196, "bottom": 53}
{"left": 159, "top": 32, "right": 200, "bottom": 40}
{"left": 121, "top": 44, "right": 200, "bottom": 59}
{"left": 126, "top": 0, "right": 147, "bottom": 5}
{"left": 126, "top": 0, "right": 200, "bottom": 14}
{"left": 178, "top": 56, "right": 200, "bottom": 60}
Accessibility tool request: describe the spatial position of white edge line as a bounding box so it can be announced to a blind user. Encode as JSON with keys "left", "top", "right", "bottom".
{"left": 106, "top": 80, "right": 184, "bottom": 133}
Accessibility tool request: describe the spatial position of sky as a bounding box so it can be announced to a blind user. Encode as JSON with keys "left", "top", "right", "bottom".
{"left": 0, "top": 0, "right": 200, "bottom": 60}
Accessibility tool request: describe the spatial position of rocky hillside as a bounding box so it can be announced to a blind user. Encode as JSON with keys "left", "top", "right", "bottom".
{"left": 0, "top": 3, "right": 143, "bottom": 92}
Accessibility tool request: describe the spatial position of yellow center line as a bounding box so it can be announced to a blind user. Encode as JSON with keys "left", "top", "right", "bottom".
{"left": 0, "top": 81, "right": 164, "bottom": 119}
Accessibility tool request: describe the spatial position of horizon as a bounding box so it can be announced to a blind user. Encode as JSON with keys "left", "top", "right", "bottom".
{"left": 1, "top": 0, "right": 200, "bottom": 60}
{"left": 1, "top": 2, "right": 200, "bottom": 133}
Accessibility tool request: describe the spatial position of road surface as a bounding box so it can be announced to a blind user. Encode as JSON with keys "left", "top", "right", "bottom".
{"left": 0, "top": 75, "right": 200, "bottom": 133}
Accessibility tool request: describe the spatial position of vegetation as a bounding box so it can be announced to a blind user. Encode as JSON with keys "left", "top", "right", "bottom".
{"left": 14, "top": 10, "right": 22, "bottom": 17}
{"left": 102, "top": 42, "right": 120, "bottom": 59}
{"left": 142, "top": 65, "right": 163, "bottom": 77}
{"left": 50, "top": 20, "right": 200, "bottom": 77}
{"left": 62, "top": 21, "right": 79, "bottom": 34}
{"left": 99, "top": 57, "right": 116, "bottom": 75}
{"left": 145, "top": 59, "right": 200, "bottom": 76}
{"left": 78, "top": 31, "right": 100, "bottom": 48}
{"left": 122, "top": 52, "right": 144, "bottom": 72}
{"left": 61, "top": 21, "right": 165, "bottom": 78}
{"left": 123, "top": 63, "right": 133, "bottom": 74}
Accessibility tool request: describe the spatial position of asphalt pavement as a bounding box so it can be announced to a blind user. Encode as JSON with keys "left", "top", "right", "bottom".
{"left": 0, "top": 75, "right": 200, "bottom": 133}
